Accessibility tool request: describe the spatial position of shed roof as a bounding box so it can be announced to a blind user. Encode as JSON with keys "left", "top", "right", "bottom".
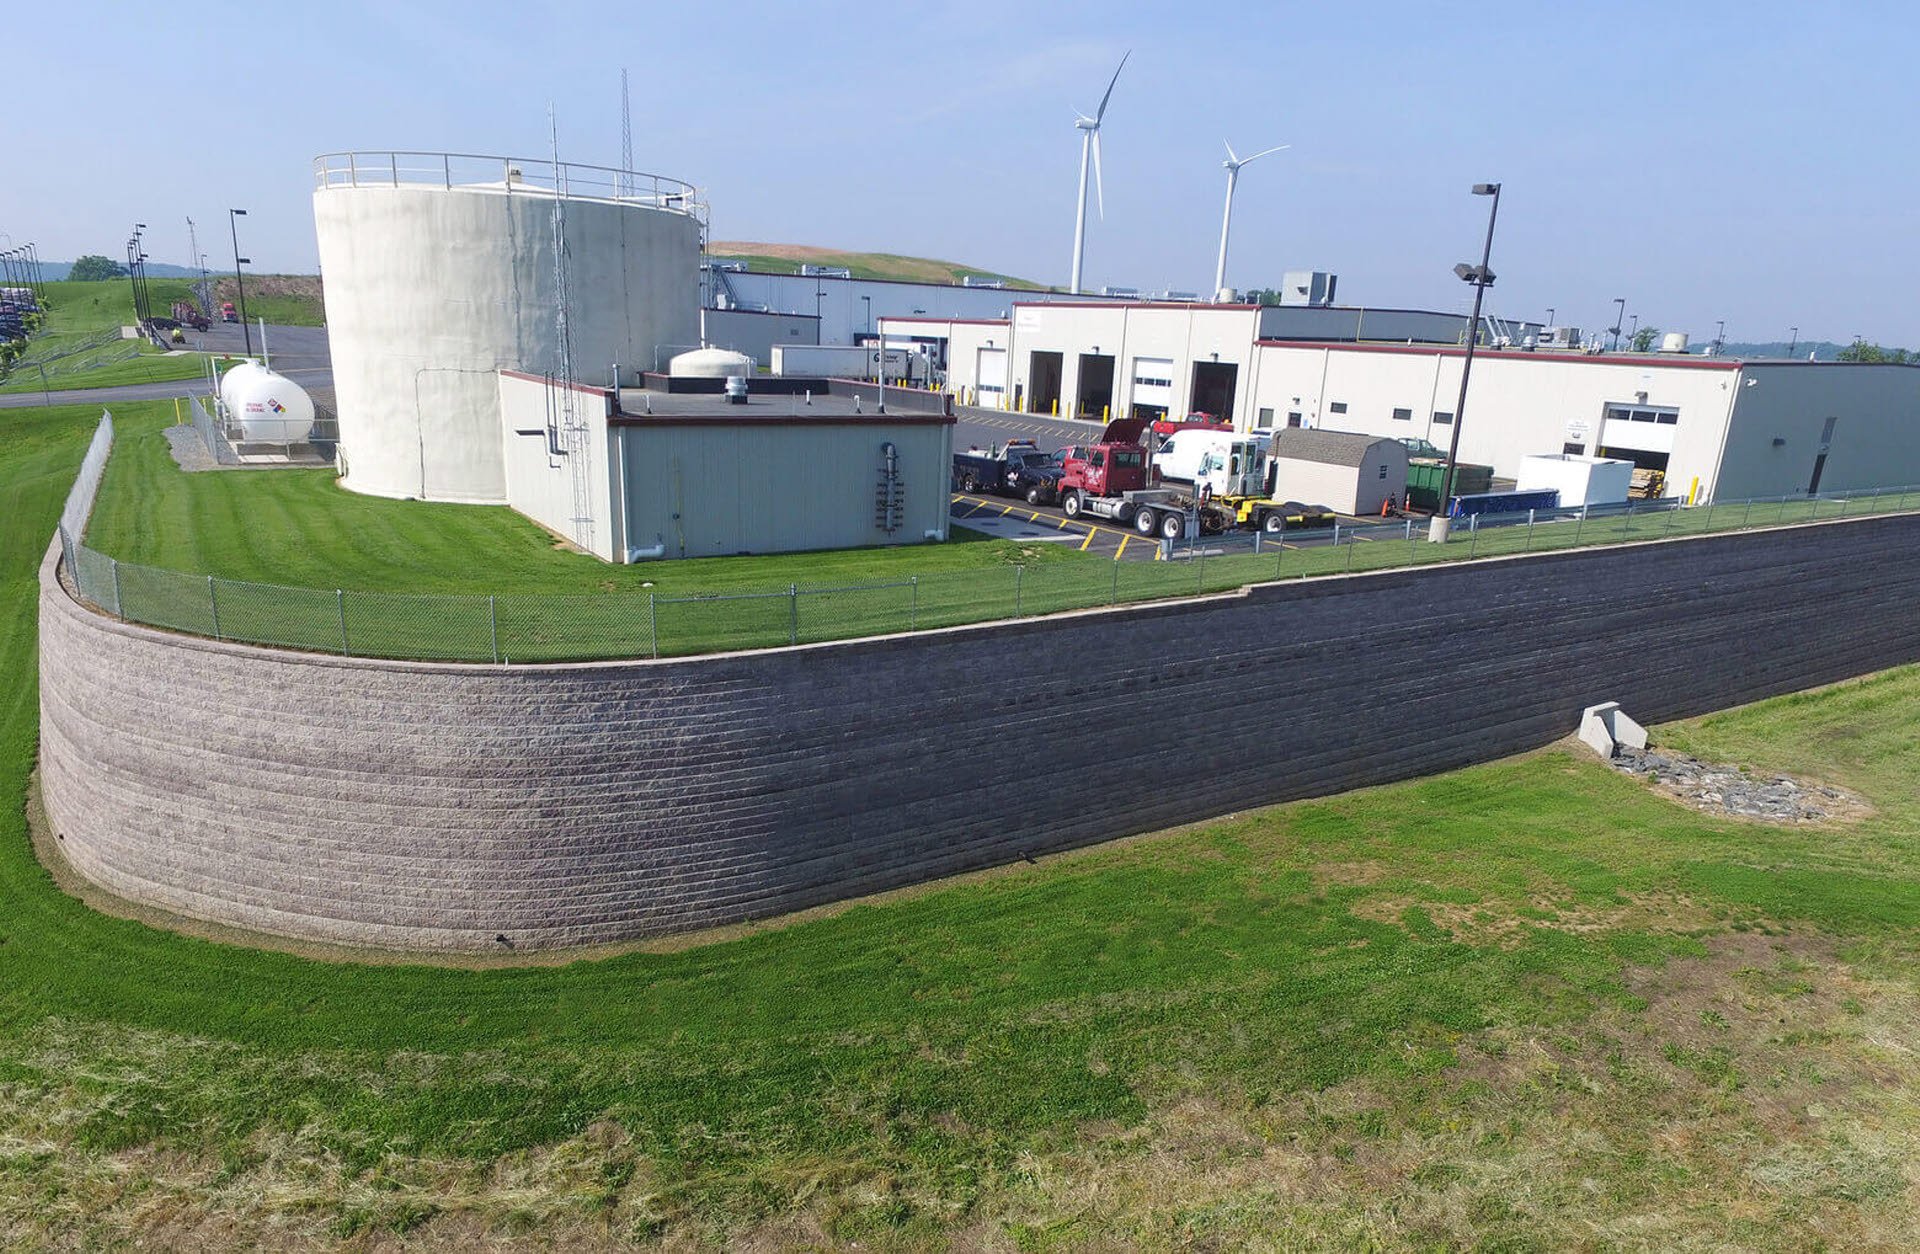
{"left": 1270, "top": 428, "right": 1398, "bottom": 467}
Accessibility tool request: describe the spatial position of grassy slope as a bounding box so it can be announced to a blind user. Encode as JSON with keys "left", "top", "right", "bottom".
{"left": 6, "top": 404, "right": 1920, "bottom": 1244}
{"left": 210, "top": 275, "right": 326, "bottom": 327}
{"left": 85, "top": 409, "right": 1081, "bottom": 598}
{"left": 0, "top": 279, "right": 210, "bottom": 394}
{"left": 707, "top": 241, "right": 1045, "bottom": 289}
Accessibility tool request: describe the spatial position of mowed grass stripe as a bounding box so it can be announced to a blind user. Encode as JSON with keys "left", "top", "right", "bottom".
{"left": 7, "top": 402, "right": 1920, "bottom": 1243}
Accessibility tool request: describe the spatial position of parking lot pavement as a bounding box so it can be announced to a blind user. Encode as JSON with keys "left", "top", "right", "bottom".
{"left": 948, "top": 493, "right": 1166, "bottom": 561}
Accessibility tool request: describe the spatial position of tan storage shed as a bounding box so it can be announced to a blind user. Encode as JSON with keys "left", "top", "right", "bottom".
{"left": 1269, "top": 429, "right": 1409, "bottom": 516}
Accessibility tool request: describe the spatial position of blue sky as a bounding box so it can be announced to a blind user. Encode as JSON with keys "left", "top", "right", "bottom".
{"left": 5, "top": 0, "right": 1911, "bottom": 345}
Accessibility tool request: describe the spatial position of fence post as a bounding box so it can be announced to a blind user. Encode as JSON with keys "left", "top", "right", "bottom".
{"left": 1195, "top": 546, "right": 1205, "bottom": 594}
{"left": 1469, "top": 523, "right": 1479, "bottom": 559}
{"left": 1572, "top": 510, "right": 1585, "bottom": 547}
{"left": 337, "top": 589, "right": 349, "bottom": 655}
{"left": 1345, "top": 538, "right": 1355, "bottom": 573}
{"left": 910, "top": 576, "right": 919, "bottom": 631}
{"left": 648, "top": 592, "right": 658, "bottom": 659}
{"left": 1620, "top": 500, "right": 1634, "bottom": 541}
{"left": 208, "top": 576, "right": 221, "bottom": 640}
{"left": 789, "top": 584, "right": 799, "bottom": 645}
{"left": 1111, "top": 557, "right": 1120, "bottom": 604}
{"left": 1015, "top": 564, "right": 1025, "bottom": 616}
{"left": 110, "top": 557, "right": 123, "bottom": 618}
{"left": 1662, "top": 503, "right": 1677, "bottom": 539}
{"left": 488, "top": 595, "right": 499, "bottom": 664}
{"left": 1526, "top": 508, "right": 1535, "bottom": 552}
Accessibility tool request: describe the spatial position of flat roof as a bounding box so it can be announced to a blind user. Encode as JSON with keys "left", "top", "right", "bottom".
{"left": 611, "top": 388, "right": 952, "bottom": 426}
{"left": 1253, "top": 340, "right": 1744, "bottom": 371}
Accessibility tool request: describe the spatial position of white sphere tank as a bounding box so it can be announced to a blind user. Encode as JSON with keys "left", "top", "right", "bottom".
{"left": 669, "top": 347, "right": 755, "bottom": 378}
{"left": 225, "top": 367, "right": 316, "bottom": 442}
{"left": 312, "top": 152, "right": 703, "bottom": 503}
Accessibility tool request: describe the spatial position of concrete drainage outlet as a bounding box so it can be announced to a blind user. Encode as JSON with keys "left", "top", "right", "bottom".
{"left": 1609, "top": 748, "right": 1871, "bottom": 825}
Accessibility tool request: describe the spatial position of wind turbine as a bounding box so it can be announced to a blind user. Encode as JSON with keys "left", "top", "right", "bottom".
{"left": 1213, "top": 140, "right": 1288, "bottom": 301}
{"left": 1068, "top": 52, "right": 1129, "bottom": 296}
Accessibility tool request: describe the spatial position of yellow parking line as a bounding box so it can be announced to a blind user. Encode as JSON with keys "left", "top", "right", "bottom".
{"left": 1079, "top": 529, "right": 1095, "bottom": 551}
{"left": 1000, "top": 504, "right": 1016, "bottom": 516}
{"left": 1115, "top": 534, "right": 1130, "bottom": 560}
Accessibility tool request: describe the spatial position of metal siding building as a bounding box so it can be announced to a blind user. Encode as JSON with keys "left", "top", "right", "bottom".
{"left": 613, "top": 402, "right": 953, "bottom": 559}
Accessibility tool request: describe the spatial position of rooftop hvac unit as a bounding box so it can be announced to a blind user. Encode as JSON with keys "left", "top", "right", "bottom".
{"left": 1099, "top": 285, "right": 1141, "bottom": 298}
{"left": 961, "top": 275, "right": 1006, "bottom": 288}
{"left": 799, "top": 264, "right": 852, "bottom": 278}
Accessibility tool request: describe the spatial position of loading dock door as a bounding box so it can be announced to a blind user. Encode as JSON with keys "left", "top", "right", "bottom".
{"left": 1029, "top": 351, "right": 1064, "bottom": 416}
{"left": 1076, "top": 353, "right": 1115, "bottom": 419}
{"left": 1190, "top": 361, "right": 1239, "bottom": 422}
{"left": 1130, "top": 356, "right": 1174, "bottom": 421}
{"left": 976, "top": 347, "right": 1007, "bottom": 410}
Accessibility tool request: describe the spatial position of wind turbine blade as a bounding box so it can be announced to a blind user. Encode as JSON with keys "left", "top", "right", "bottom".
{"left": 1094, "top": 50, "right": 1130, "bottom": 123}
{"left": 1223, "top": 139, "right": 1239, "bottom": 165}
{"left": 1092, "top": 130, "right": 1105, "bottom": 219}
{"left": 1242, "top": 143, "right": 1291, "bottom": 166}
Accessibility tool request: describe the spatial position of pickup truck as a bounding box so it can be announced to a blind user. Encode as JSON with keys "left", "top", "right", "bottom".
{"left": 953, "top": 440, "right": 1065, "bottom": 503}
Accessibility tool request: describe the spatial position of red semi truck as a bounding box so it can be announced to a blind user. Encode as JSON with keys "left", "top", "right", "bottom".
{"left": 1057, "top": 418, "right": 1331, "bottom": 539}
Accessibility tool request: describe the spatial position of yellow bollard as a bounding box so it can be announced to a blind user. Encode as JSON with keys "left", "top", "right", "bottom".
{"left": 1102, "top": 405, "right": 1109, "bottom": 421}
{"left": 173, "top": 397, "right": 182, "bottom": 425}
{"left": 1052, "top": 399, "right": 1059, "bottom": 416}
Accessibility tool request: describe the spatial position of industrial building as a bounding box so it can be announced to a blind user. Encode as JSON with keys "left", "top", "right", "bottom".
{"left": 920, "top": 297, "right": 1920, "bottom": 502}
{"left": 1245, "top": 343, "right": 1920, "bottom": 502}
{"left": 887, "top": 294, "right": 1541, "bottom": 424}
{"left": 499, "top": 369, "right": 953, "bottom": 562}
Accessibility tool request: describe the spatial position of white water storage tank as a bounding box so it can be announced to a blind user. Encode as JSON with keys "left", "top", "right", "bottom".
{"left": 312, "top": 151, "right": 703, "bottom": 503}
{"left": 668, "top": 347, "right": 756, "bottom": 378}
{"left": 1660, "top": 331, "right": 1690, "bottom": 354}
{"left": 224, "top": 365, "right": 316, "bottom": 442}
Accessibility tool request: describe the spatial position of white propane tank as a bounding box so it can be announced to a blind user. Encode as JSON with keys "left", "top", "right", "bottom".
{"left": 217, "top": 358, "right": 267, "bottom": 412}
{"left": 224, "top": 364, "right": 316, "bottom": 442}
{"left": 668, "top": 347, "right": 756, "bottom": 378}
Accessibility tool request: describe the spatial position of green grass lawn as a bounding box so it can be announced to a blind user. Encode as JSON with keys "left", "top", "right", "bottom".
{"left": 0, "top": 278, "right": 212, "bottom": 395}
{"left": 706, "top": 243, "right": 1045, "bottom": 289}
{"left": 9, "top": 398, "right": 1920, "bottom": 1245}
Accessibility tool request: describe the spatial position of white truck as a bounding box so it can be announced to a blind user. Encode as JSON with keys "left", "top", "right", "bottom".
{"left": 770, "top": 343, "right": 913, "bottom": 382}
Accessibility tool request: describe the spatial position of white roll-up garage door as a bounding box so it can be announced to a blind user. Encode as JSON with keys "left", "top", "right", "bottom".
{"left": 977, "top": 347, "right": 1008, "bottom": 410}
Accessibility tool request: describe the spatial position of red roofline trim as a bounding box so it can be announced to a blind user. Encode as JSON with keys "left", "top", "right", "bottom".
{"left": 1252, "top": 341, "right": 1743, "bottom": 370}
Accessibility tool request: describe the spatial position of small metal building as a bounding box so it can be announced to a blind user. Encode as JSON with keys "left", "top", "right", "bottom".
{"left": 1269, "top": 429, "right": 1408, "bottom": 516}
{"left": 499, "top": 371, "right": 954, "bottom": 561}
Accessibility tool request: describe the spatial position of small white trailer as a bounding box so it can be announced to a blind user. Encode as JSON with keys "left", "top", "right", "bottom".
{"left": 770, "top": 343, "right": 913, "bottom": 382}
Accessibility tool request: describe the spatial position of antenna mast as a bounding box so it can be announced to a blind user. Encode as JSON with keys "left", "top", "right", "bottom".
{"left": 620, "top": 68, "right": 634, "bottom": 197}
{"left": 549, "top": 106, "right": 593, "bottom": 547}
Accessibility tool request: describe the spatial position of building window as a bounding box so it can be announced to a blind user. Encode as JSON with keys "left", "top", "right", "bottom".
{"left": 1605, "top": 403, "right": 1679, "bottom": 426}
{"left": 1433, "top": 411, "right": 1453, "bottom": 425}
{"left": 1391, "top": 407, "right": 1412, "bottom": 421}
{"left": 1258, "top": 407, "right": 1274, "bottom": 426}
{"left": 1329, "top": 401, "right": 1348, "bottom": 414}
{"left": 1286, "top": 411, "right": 1303, "bottom": 428}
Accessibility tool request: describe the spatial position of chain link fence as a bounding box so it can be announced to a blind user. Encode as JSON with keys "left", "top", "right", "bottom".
{"left": 54, "top": 415, "right": 1920, "bottom": 664}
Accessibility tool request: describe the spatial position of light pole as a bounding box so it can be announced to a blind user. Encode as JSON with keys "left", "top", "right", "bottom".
{"left": 1432, "top": 182, "right": 1501, "bottom": 543}
{"left": 229, "top": 208, "right": 253, "bottom": 356}
{"left": 1608, "top": 297, "right": 1625, "bottom": 352}
{"left": 1545, "top": 306, "right": 1555, "bottom": 328}
{"left": 1712, "top": 319, "right": 1725, "bottom": 356}
{"left": 1627, "top": 313, "right": 1639, "bottom": 349}
{"left": 1786, "top": 326, "right": 1799, "bottom": 360}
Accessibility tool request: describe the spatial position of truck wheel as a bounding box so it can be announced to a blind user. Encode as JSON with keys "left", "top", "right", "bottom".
{"left": 1261, "top": 511, "right": 1285, "bottom": 535}
{"left": 1134, "top": 508, "right": 1159, "bottom": 536}
{"left": 1062, "top": 490, "right": 1083, "bottom": 518}
{"left": 1160, "top": 511, "right": 1185, "bottom": 541}
{"left": 1026, "top": 485, "right": 1045, "bottom": 505}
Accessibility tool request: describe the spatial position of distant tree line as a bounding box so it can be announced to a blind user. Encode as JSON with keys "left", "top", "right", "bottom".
{"left": 1836, "top": 341, "right": 1915, "bottom": 364}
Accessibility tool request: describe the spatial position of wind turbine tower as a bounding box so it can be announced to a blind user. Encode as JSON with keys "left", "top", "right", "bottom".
{"left": 1068, "top": 52, "right": 1129, "bottom": 295}
{"left": 1213, "top": 140, "right": 1288, "bottom": 302}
